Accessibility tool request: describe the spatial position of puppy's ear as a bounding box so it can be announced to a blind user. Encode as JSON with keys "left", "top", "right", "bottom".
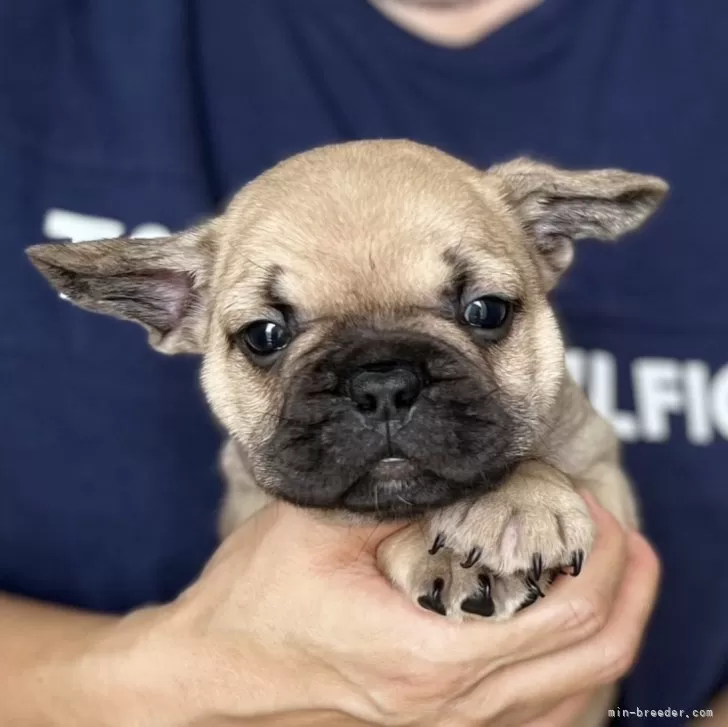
{"left": 26, "top": 223, "right": 215, "bottom": 354}
{"left": 489, "top": 158, "right": 669, "bottom": 287}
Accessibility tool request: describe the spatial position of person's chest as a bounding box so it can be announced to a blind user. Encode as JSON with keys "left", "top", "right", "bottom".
{"left": 1, "top": 1, "right": 727, "bottom": 708}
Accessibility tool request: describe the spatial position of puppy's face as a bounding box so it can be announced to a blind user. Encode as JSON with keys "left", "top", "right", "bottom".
{"left": 28, "top": 141, "right": 667, "bottom": 517}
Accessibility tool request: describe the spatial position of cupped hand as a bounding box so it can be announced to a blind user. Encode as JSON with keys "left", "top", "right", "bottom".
{"left": 108, "top": 493, "right": 658, "bottom": 727}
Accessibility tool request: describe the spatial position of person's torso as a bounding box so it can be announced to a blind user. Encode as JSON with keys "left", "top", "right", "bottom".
{"left": 1, "top": 0, "right": 726, "bottom": 719}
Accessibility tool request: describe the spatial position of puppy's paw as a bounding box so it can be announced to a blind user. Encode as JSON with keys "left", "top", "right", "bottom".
{"left": 378, "top": 524, "right": 553, "bottom": 621}
{"left": 377, "top": 524, "right": 494, "bottom": 620}
{"left": 433, "top": 462, "right": 593, "bottom": 575}
{"left": 378, "top": 462, "right": 595, "bottom": 621}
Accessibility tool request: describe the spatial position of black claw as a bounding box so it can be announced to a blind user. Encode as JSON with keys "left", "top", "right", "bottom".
{"left": 461, "top": 574, "right": 494, "bottom": 618}
{"left": 525, "top": 576, "right": 545, "bottom": 598}
{"left": 531, "top": 553, "right": 543, "bottom": 581}
{"left": 571, "top": 550, "right": 585, "bottom": 577}
{"left": 432, "top": 577, "right": 444, "bottom": 602}
{"left": 417, "top": 578, "right": 447, "bottom": 616}
{"left": 429, "top": 533, "right": 446, "bottom": 555}
{"left": 478, "top": 573, "right": 491, "bottom": 599}
{"left": 460, "top": 547, "right": 482, "bottom": 569}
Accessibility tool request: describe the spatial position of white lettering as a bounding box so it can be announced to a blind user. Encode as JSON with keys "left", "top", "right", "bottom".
{"left": 130, "top": 222, "right": 171, "bottom": 238}
{"left": 43, "top": 208, "right": 124, "bottom": 243}
{"left": 587, "top": 350, "right": 638, "bottom": 441}
{"left": 710, "top": 364, "right": 728, "bottom": 439}
{"left": 43, "top": 210, "right": 171, "bottom": 243}
{"left": 683, "top": 360, "right": 713, "bottom": 445}
{"left": 633, "top": 359, "right": 683, "bottom": 442}
{"left": 564, "top": 348, "right": 587, "bottom": 388}
{"left": 566, "top": 350, "right": 728, "bottom": 445}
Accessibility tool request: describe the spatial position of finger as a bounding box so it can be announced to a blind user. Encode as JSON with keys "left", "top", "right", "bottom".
{"left": 479, "top": 530, "right": 660, "bottom": 713}
{"left": 262, "top": 501, "right": 410, "bottom": 558}
{"left": 520, "top": 690, "right": 598, "bottom": 727}
{"left": 442, "top": 497, "right": 629, "bottom": 668}
{"left": 468, "top": 690, "right": 598, "bottom": 727}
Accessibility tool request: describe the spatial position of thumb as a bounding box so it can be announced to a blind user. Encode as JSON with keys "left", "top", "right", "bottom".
{"left": 269, "top": 500, "right": 411, "bottom": 557}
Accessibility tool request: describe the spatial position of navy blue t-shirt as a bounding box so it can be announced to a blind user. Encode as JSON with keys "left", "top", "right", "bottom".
{"left": 1, "top": 1, "right": 727, "bottom": 721}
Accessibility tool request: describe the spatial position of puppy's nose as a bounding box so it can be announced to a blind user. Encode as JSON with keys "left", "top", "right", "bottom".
{"left": 348, "top": 364, "right": 422, "bottom": 421}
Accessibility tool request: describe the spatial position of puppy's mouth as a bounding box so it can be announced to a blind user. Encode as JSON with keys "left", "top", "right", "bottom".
{"left": 340, "top": 458, "right": 473, "bottom": 518}
{"left": 346, "top": 457, "right": 423, "bottom": 511}
{"left": 258, "top": 328, "right": 525, "bottom": 519}
{"left": 264, "top": 445, "right": 511, "bottom": 519}
{"left": 373, "top": 456, "right": 412, "bottom": 474}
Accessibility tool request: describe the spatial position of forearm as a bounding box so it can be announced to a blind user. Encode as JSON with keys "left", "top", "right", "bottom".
{"left": 0, "top": 593, "right": 203, "bottom": 726}
{"left": 0, "top": 592, "right": 118, "bottom": 724}
{"left": 0, "top": 593, "right": 351, "bottom": 727}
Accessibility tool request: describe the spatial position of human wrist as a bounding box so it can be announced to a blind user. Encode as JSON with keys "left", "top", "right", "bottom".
{"left": 158, "top": 595, "right": 342, "bottom": 724}
{"left": 24, "top": 591, "right": 362, "bottom": 727}
{"left": 7, "top": 602, "right": 205, "bottom": 727}
{"left": 70, "top": 603, "right": 220, "bottom": 727}
{"left": 5, "top": 605, "right": 121, "bottom": 726}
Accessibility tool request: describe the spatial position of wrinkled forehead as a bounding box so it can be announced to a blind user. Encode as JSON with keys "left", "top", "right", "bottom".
{"left": 215, "top": 159, "right": 532, "bottom": 327}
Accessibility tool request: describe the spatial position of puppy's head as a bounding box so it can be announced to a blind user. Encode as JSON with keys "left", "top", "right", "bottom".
{"left": 27, "top": 141, "right": 667, "bottom": 517}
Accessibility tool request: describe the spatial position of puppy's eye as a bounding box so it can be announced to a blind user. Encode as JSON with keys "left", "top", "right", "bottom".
{"left": 240, "top": 320, "right": 292, "bottom": 356}
{"left": 461, "top": 296, "right": 512, "bottom": 330}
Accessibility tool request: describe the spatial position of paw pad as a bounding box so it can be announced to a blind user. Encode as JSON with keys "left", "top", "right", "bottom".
{"left": 460, "top": 574, "right": 495, "bottom": 617}
{"left": 417, "top": 577, "right": 447, "bottom": 616}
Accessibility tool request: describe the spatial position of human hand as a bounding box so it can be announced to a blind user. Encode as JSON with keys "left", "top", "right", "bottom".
{"left": 76, "top": 493, "right": 658, "bottom": 727}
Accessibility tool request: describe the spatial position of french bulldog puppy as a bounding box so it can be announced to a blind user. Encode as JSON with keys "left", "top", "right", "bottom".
{"left": 28, "top": 140, "right": 667, "bottom": 726}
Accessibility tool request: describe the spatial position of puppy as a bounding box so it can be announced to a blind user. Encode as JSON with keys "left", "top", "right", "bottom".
{"left": 27, "top": 140, "right": 667, "bottom": 725}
